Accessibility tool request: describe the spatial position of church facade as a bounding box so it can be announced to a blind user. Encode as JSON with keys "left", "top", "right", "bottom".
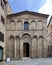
{"left": 5, "top": 11, "right": 48, "bottom": 60}
{"left": 0, "top": 0, "right": 52, "bottom": 61}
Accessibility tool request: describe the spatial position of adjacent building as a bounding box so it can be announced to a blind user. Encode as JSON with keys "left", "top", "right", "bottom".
{"left": 0, "top": 0, "right": 7, "bottom": 61}
{"left": 47, "top": 16, "right": 52, "bottom": 57}
{"left": 0, "top": 0, "right": 12, "bottom": 61}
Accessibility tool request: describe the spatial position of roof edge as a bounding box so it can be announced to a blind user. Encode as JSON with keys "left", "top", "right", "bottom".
{"left": 7, "top": 10, "right": 49, "bottom": 18}
{"left": 47, "top": 16, "right": 52, "bottom": 28}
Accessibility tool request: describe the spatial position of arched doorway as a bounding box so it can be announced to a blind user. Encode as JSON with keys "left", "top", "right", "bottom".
{"left": 21, "top": 33, "right": 31, "bottom": 58}
{"left": 0, "top": 46, "right": 3, "bottom": 61}
{"left": 23, "top": 43, "right": 29, "bottom": 57}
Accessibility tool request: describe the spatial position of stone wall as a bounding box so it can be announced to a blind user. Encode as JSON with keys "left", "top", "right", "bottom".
{"left": 5, "top": 13, "right": 48, "bottom": 60}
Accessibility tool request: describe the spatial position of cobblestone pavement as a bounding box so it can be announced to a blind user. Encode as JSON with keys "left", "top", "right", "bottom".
{"left": 1, "top": 58, "right": 52, "bottom": 65}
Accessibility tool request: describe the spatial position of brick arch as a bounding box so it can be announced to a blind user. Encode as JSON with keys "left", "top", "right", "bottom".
{"left": 21, "top": 33, "right": 31, "bottom": 45}
{"left": 24, "top": 20, "right": 30, "bottom": 24}
{"left": 21, "top": 32, "right": 32, "bottom": 38}
{"left": 31, "top": 20, "right": 36, "bottom": 23}
{"left": 38, "top": 20, "right": 43, "bottom": 22}
{"left": 16, "top": 35, "right": 20, "bottom": 38}
{"left": 10, "top": 19, "right": 15, "bottom": 24}
{"left": 10, "top": 20, "right": 15, "bottom": 23}
{"left": 17, "top": 20, "right": 22, "bottom": 23}
{"left": 33, "top": 36, "right": 37, "bottom": 39}
{"left": 22, "top": 33, "right": 31, "bottom": 38}
{"left": 10, "top": 35, "right": 14, "bottom": 38}
{"left": 39, "top": 36, "right": 44, "bottom": 39}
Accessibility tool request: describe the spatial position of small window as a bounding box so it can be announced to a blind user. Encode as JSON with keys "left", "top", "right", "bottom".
{"left": 1, "top": 0, "right": 5, "bottom": 10}
{"left": 24, "top": 22, "right": 29, "bottom": 30}
{"left": 1, "top": 15, "right": 5, "bottom": 24}
{"left": 0, "top": 32, "right": 4, "bottom": 42}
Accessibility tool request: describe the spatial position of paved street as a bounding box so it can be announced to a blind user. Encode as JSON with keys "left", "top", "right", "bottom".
{"left": 1, "top": 58, "right": 52, "bottom": 65}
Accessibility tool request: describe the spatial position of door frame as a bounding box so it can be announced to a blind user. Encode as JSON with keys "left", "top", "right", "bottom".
{"left": 0, "top": 46, "right": 3, "bottom": 61}
{"left": 23, "top": 43, "right": 29, "bottom": 57}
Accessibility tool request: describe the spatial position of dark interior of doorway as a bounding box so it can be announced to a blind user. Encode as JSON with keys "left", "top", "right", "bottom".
{"left": 23, "top": 43, "right": 29, "bottom": 57}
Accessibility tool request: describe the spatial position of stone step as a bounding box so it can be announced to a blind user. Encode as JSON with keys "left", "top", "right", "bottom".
{"left": 1, "top": 58, "right": 52, "bottom": 65}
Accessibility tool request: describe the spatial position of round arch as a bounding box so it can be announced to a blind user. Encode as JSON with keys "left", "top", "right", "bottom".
{"left": 31, "top": 20, "right": 36, "bottom": 23}
{"left": 17, "top": 20, "right": 22, "bottom": 30}
{"left": 33, "top": 36, "right": 37, "bottom": 39}
{"left": 17, "top": 20, "right": 22, "bottom": 23}
{"left": 10, "top": 20, "right": 15, "bottom": 23}
{"left": 21, "top": 33, "right": 31, "bottom": 44}
{"left": 22, "top": 33, "right": 31, "bottom": 38}
{"left": 39, "top": 36, "right": 44, "bottom": 39}
{"left": 30, "top": 20, "right": 36, "bottom": 29}
{"left": 21, "top": 32, "right": 32, "bottom": 39}
{"left": 37, "top": 20, "right": 43, "bottom": 29}
{"left": 21, "top": 33, "right": 31, "bottom": 58}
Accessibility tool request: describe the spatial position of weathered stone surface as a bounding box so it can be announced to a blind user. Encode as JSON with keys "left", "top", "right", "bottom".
{"left": 5, "top": 12, "right": 48, "bottom": 60}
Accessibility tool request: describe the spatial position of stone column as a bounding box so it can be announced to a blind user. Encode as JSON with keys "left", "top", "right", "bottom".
{"left": 30, "top": 42, "right": 32, "bottom": 58}
{"left": 20, "top": 39, "right": 23, "bottom": 59}
{"left": 31, "top": 37, "right": 37, "bottom": 58}
{"left": 31, "top": 38, "right": 34, "bottom": 58}
{"left": 43, "top": 39, "right": 48, "bottom": 57}
{"left": 38, "top": 37, "right": 41, "bottom": 58}
{"left": 14, "top": 37, "right": 16, "bottom": 58}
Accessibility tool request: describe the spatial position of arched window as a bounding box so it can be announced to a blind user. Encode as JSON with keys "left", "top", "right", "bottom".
{"left": 24, "top": 22, "right": 29, "bottom": 30}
